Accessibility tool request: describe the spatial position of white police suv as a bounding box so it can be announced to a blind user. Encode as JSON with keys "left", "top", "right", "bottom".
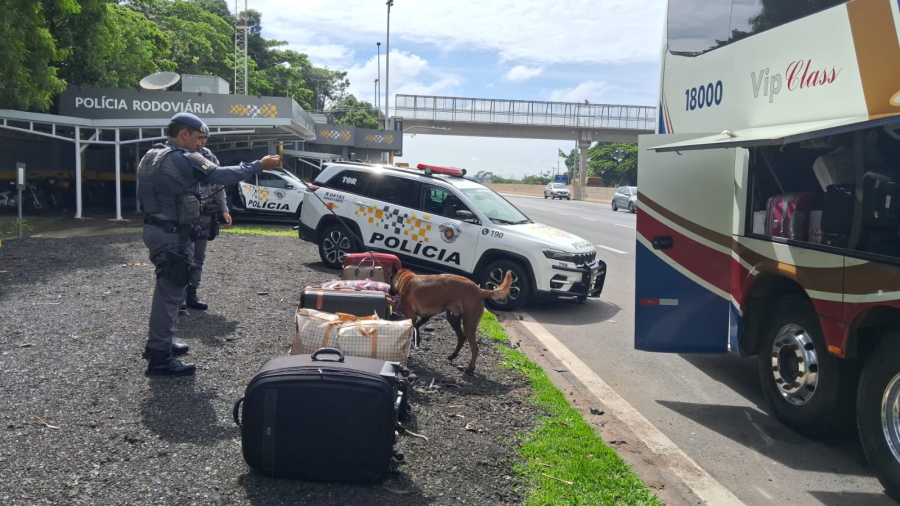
{"left": 298, "top": 162, "right": 606, "bottom": 310}
{"left": 226, "top": 168, "right": 307, "bottom": 219}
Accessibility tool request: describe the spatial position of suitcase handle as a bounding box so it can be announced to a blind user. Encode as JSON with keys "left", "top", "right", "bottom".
{"left": 232, "top": 397, "right": 244, "bottom": 427}
{"left": 311, "top": 347, "right": 345, "bottom": 362}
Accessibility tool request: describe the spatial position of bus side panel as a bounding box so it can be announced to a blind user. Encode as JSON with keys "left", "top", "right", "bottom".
{"left": 635, "top": 134, "right": 737, "bottom": 353}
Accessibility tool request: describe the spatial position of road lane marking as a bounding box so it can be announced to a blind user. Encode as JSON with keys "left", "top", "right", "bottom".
{"left": 582, "top": 218, "right": 598, "bottom": 222}
{"left": 555, "top": 212, "right": 571, "bottom": 216}
{"left": 596, "top": 245, "right": 627, "bottom": 255}
{"left": 515, "top": 315, "right": 746, "bottom": 506}
{"left": 615, "top": 224, "right": 635, "bottom": 229}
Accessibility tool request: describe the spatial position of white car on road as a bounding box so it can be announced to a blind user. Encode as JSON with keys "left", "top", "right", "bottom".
{"left": 298, "top": 162, "right": 606, "bottom": 310}
{"left": 544, "top": 182, "right": 571, "bottom": 200}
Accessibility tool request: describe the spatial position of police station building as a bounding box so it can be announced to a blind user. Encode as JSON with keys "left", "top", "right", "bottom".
{"left": 0, "top": 82, "right": 402, "bottom": 219}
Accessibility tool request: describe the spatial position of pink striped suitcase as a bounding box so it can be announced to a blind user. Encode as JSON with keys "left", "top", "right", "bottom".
{"left": 765, "top": 192, "right": 821, "bottom": 241}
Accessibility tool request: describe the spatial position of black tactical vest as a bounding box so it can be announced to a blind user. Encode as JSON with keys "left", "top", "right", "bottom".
{"left": 137, "top": 144, "right": 201, "bottom": 223}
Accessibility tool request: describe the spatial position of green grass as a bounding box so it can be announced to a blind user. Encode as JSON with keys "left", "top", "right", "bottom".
{"left": 220, "top": 225, "right": 296, "bottom": 238}
{"left": 480, "top": 312, "right": 663, "bottom": 506}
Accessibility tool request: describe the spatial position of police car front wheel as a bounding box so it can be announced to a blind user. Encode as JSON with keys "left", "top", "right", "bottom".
{"left": 318, "top": 224, "right": 356, "bottom": 269}
{"left": 481, "top": 259, "right": 530, "bottom": 311}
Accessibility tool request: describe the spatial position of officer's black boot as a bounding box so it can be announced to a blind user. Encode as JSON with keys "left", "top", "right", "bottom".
{"left": 185, "top": 287, "right": 208, "bottom": 310}
{"left": 145, "top": 350, "right": 196, "bottom": 376}
{"left": 142, "top": 342, "right": 189, "bottom": 359}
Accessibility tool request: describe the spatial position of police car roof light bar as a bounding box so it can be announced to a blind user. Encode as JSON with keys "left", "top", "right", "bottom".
{"left": 416, "top": 163, "right": 466, "bottom": 177}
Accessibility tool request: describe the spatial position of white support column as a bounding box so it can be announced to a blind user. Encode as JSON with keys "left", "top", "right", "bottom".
{"left": 114, "top": 128, "right": 123, "bottom": 220}
{"left": 577, "top": 139, "right": 590, "bottom": 201}
{"left": 75, "top": 126, "right": 83, "bottom": 219}
{"left": 135, "top": 142, "right": 141, "bottom": 213}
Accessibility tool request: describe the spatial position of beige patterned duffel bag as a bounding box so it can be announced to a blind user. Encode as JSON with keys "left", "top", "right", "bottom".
{"left": 291, "top": 308, "right": 414, "bottom": 366}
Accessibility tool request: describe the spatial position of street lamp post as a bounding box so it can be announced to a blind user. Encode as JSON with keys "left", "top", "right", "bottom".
{"left": 385, "top": 1, "right": 393, "bottom": 124}
{"left": 376, "top": 42, "right": 382, "bottom": 113}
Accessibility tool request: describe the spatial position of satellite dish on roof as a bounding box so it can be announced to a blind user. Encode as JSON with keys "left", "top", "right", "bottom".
{"left": 139, "top": 72, "right": 181, "bottom": 90}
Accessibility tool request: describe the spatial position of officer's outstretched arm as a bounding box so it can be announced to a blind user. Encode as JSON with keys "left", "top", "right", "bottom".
{"left": 180, "top": 152, "right": 280, "bottom": 186}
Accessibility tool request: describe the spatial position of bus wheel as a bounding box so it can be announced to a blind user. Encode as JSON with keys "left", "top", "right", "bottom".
{"left": 757, "top": 295, "right": 855, "bottom": 437}
{"left": 857, "top": 335, "right": 900, "bottom": 501}
{"left": 480, "top": 259, "right": 530, "bottom": 311}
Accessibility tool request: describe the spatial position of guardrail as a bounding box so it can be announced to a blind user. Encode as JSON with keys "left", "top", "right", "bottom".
{"left": 395, "top": 94, "right": 656, "bottom": 131}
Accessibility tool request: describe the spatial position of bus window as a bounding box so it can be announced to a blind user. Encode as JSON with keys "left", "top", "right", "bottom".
{"left": 729, "top": 0, "right": 849, "bottom": 44}
{"left": 667, "top": 0, "right": 732, "bottom": 56}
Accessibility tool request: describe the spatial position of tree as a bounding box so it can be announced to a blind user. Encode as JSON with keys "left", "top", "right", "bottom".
{"left": 331, "top": 95, "right": 380, "bottom": 128}
{"left": 158, "top": 1, "right": 234, "bottom": 79}
{"left": 564, "top": 148, "right": 578, "bottom": 181}
{"left": 337, "top": 109, "right": 379, "bottom": 129}
{"left": 587, "top": 142, "right": 638, "bottom": 187}
{"left": 43, "top": 0, "right": 109, "bottom": 88}
{"left": 0, "top": 0, "right": 78, "bottom": 111}
{"left": 91, "top": 4, "right": 175, "bottom": 88}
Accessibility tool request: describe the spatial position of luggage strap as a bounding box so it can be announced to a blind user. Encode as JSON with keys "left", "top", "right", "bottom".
{"left": 232, "top": 397, "right": 244, "bottom": 427}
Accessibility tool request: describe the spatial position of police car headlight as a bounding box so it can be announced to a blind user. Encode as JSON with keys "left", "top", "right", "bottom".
{"left": 542, "top": 248, "right": 578, "bottom": 263}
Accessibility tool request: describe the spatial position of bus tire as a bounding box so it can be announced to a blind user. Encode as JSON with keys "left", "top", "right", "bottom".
{"left": 857, "top": 335, "right": 900, "bottom": 501}
{"left": 480, "top": 259, "right": 530, "bottom": 311}
{"left": 318, "top": 224, "right": 356, "bottom": 269}
{"left": 757, "top": 295, "right": 855, "bottom": 437}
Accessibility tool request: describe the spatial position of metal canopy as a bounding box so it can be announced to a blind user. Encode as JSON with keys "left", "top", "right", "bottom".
{"left": 0, "top": 109, "right": 315, "bottom": 220}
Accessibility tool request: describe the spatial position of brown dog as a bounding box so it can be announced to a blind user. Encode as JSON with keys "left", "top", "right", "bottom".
{"left": 390, "top": 269, "right": 513, "bottom": 374}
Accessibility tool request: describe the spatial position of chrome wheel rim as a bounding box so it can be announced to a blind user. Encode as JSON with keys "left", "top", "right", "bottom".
{"left": 485, "top": 268, "right": 520, "bottom": 303}
{"left": 770, "top": 323, "right": 819, "bottom": 406}
{"left": 322, "top": 230, "right": 351, "bottom": 265}
{"left": 882, "top": 373, "right": 900, "bottom": 464}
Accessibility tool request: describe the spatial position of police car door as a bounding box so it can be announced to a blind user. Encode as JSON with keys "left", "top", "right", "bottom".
{"left": 358, "top": 173, "right": 423, "bottom": 259}
{"left": 239, "top": 171, "right": 299, "bottom": 216}
{"left": 413, "top": 183, "right": 480, "bottom": 271}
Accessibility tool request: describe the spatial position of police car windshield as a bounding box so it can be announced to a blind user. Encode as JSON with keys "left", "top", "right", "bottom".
{"left": 275, "top": 169, "right": 305, "bottom": 186}
{"left": 459, "top": 188, "right": 531, "bottom": 224}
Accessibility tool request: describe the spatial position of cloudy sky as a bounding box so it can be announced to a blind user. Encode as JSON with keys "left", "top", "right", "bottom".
{"left": 245, "top": 0, "right": 667, "bottom": 178}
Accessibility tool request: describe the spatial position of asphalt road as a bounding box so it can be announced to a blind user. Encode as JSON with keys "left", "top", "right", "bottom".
{"left": 501, "top": 194, "right": 895, "bottom": 506}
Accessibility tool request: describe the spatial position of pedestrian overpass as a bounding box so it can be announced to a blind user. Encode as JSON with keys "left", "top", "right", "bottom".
{"left": 394, "top": 94, "right": 655, "bottom": 143}
{"left": 392, "top": 94, "right": 656, "bottom": 199}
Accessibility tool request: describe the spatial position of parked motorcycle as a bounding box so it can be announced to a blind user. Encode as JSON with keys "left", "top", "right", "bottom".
{"left": 0, "top": 181, "right": 48, "bottom": 215}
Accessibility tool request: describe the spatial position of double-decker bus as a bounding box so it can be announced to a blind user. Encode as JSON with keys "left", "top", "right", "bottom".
{"left": 636, "top": 0, "right": 900, "bottom": 497}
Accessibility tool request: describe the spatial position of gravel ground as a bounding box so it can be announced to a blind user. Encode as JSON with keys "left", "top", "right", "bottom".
{"left": 0, "top": 231, "right": 544, "bottom": 505}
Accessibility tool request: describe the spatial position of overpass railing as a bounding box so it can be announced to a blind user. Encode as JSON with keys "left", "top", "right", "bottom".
{"left": 395, "top": 94, "right": 656, "bottom": 131}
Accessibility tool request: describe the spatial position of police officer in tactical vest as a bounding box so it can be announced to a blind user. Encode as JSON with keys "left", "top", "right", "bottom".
{"left": 180, "top": 130, "right": 231, "bottom": 311}
{"left": 138, "top": 112, "right": 280, "bottom": 376}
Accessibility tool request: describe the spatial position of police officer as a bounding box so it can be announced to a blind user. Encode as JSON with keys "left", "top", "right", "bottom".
{"left": 138, "top": 112, "right": 281, "bottom": 376}
{"left": 181, "top": 131, "right": 231, "bottom": 311}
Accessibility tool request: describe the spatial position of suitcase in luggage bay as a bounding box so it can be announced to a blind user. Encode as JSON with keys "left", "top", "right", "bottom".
{"left": 233, "top": 349, "right": 409, "bottom": 483}
{"left": 765, "top": 192, "right": 821, "bottom": 240}
{"left": 862, "top": 171, "right": 899, "bottom": 229}
{"left": 299, "top": 286, "right": 393, "bottom": 318}
{"left": 821, "top": 184, "right": 855, "bottom": 235}
{"left": 822, "top": 232, "right": 849, "bottom": 248}
{"left": 343, "top": 253, "right": 402, "bottom": 277}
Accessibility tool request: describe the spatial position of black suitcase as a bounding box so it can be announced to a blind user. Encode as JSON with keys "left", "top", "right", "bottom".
{"left": 299, "top": 286, "right": 393, "bottom": 318}
{"left": 822, "top": 232, "right": 849, "bottom": 248}
{"left": 822, "top": 184, "right": 855, "bottom": 234}
{"left": 862, "top": 172, "right": 899, "bottom": 228}
{"left": 233, "top": 349, "right": 409, "bottom": 483}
